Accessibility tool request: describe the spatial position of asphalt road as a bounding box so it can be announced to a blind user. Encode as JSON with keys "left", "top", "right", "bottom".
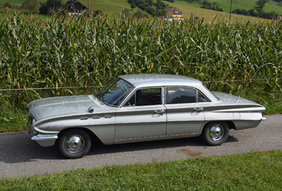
{"left": 0, "top": 114, "right": 281, "bottom": 179}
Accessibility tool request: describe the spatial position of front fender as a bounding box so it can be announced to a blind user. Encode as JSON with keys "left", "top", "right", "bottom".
{"left": 31, "top": 114, "right": 116, "bottom": 146}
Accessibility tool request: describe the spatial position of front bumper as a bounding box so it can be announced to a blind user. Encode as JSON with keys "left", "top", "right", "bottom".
{"left": 31, "top": 134, "right": 58, "bottom": 147}
{"left": 28, "top": 114, "right": 58, "bottom": 147}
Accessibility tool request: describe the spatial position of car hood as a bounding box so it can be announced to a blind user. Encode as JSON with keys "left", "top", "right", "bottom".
{"left": 28, "top": 95, "right": 108, "bottom": 121}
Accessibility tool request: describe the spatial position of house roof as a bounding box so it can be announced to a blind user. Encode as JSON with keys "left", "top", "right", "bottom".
{"left": 65, "top": 0, "right": 86, "bottom": 9}
{"left": 168, "top": 8, "right": 182, "bottom": 15}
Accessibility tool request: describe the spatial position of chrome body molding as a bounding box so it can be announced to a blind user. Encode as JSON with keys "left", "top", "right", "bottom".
{"left": 27, "top": 74, "right": 266, "bottom": 148}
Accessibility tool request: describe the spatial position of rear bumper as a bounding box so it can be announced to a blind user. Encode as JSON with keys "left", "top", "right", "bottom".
{"left": 31, "top": 134, "right": 58, "bottom": 147}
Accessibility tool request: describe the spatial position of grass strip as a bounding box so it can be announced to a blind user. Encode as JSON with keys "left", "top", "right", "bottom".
{"left": 0, "top": 150, "right": 281, "bottom": 190}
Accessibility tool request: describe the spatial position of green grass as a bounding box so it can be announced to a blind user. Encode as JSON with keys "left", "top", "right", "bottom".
{"left": 0, "top": 104, "right": 27, "bottom": 133}
{"left": 175, "top": 0, "right": 282, "bottom": 15}
{"left": 167, "top": 1, "right": 272, "bottom": 23}
{"left": 0, "top": 0, "right": 25, "bottom": 4}
{"left": 209, "top": 0, "right": 282, "bottom": 14}
{"left": 76, "top": 0, "right": 132, "bottom": 17}
{"left": 0, "top": 150, "right": 281, "bottom": 190}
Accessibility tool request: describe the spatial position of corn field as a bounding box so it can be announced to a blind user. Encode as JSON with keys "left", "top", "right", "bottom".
{"left": 0, "top": 14, "right": 281, "bottom": 109}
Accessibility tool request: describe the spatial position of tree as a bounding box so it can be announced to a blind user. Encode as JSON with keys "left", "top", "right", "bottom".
{"left": 4, "top": 2, "right": 12, "bottom": 9}
{"left": 39, "top": 0, "right": 62, "bottom": 15}
{"left": 134, "top": 10, "right": 149, "bottom": 18}
{"left": 131, "top": 2, "right": 136, "bottom": 9}
{"left": 22, "top": 0, "right": 40, "bottom": 12}
{"left": 254, "top": 0, "right": 268, "bottom": 15}
{"left": 121, "top": 9, "right": 130, "bottom": 19}
{"left": 93, "top": 9, "right": 104, "bottom": 17}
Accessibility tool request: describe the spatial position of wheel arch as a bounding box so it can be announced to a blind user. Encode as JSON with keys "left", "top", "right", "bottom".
{"left": 201, "top": 120, "right": 235, "bottom": 133}
{"left": 57, "top": 127, "right": 103, "bottom": 145}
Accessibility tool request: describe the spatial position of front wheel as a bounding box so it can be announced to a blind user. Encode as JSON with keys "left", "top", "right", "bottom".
{"left": 201, "top": 122, "right": 229, "bottom": 146}
{"left": 58, "top": 129, "right": 92, "bottom": 159}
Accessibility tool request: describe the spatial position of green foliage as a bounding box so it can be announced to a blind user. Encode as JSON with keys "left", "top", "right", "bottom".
{"left": 39, "top": 0, "right": 62, "bottom": 15}
{"left": 0, "top": 150, "right": 281, "bottom": 190}
{"left": 133, "top": 9, "right": 149, "bottom": 18}
{"left": 201, "top": 0, "right": 223, "bottom": 12}
{"left": 232, "top": 0, "right": 278, "bottom": 19}
{"left": 3, "top": 2, "right": 12, "bottom": 8}
{"left": 121, "top": 8, "right": 130, "bottom": 19}
{"left": 128, "top": 0, "right": 168, "bottom": 16}
{"left": 92, "top": 9, "right": 104, "bottom": 17}
{"left": 0, "top": 15, "right": 281, "bottom": 133}
{"left": 255, "top": 0, "right": 268, "bottom": 13}
{"left": 0, "top": 15, "right": 281, "bottom": 105}
{"left": 0, "top": 95, "right": 27, "bottom": 132}
{"left": 176, "top": 0, "right": 282, "bottom": 15}
{"left": 21, "top": 0, "right": 40, "bottom": 12}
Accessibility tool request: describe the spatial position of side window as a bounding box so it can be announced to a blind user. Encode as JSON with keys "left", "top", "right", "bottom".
{"left": 166, "top": 87, "right": 196, "bottom": 104}
{"left": 198, "top": 91, "right": 209, "bottom": 102}
{"left": 124, "top": 88, "right": 162, "bottom": 106}
{"left": 166, "top": 87, "right": 210, "bottom": 104}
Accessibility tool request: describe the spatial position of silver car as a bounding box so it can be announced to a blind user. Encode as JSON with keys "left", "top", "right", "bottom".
{"left": 27, "top": 74, "right": 266, "bottom": 158}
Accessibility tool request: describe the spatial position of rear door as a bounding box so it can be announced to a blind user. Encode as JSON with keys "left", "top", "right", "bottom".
{"left": 165, "top": 86, "right": 207, "bottom": 136}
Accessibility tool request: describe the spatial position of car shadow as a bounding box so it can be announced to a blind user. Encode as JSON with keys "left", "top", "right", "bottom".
{"left": 0, "top": 132, "right": 238, "bottom": 163}
{"left": 226, "top": 135, "right": 238, "bottom": 143}
{"left": 0, "top": 132, "right": 62, "bottom": 163}
{"left": 89, "top": 134, "right": 239, "bottom": 155}
{"left": 89, "top": 136, "right": 204, "bottom": 156}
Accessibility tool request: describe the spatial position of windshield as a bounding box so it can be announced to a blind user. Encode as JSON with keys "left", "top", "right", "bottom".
{"left": 97, "top": 78, "right": 134, "bottom": 107}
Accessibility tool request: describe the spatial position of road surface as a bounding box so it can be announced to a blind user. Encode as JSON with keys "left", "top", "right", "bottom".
{"left": 0, "top": 114, "right": 281, "bottom": 178}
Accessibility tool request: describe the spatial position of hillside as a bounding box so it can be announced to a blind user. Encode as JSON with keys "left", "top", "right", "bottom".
{"left": 0, "top": 0, "right": 281, "bottom": 21}
{"left": 207, "top": 0, "right": 282, "bottom": 14}
{"left": 167, "top": 1, "right": 273, "bottom": 23}
{"left": 77, "top": 0, "right": 131, "bottom": 17}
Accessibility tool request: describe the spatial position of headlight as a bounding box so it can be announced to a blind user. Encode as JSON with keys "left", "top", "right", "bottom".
{"left": 27, "top": 115, "right": 38, "bottom": 136}
{"left": 27, "top": 114, "right": 36, "bottom": 126}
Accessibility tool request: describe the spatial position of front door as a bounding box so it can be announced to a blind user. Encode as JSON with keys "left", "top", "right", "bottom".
{"left": 114, "top": 87, "right": 166, "bottom": 143}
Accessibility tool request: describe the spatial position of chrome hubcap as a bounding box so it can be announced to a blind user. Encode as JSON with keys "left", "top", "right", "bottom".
{"left": 209, "top": 124, "right": 224, "bottom": 141}
{"left": 66, "top": 135, "right": 85, "bottom": 153}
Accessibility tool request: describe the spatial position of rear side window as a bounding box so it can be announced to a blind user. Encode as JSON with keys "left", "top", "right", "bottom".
{"left": 166, "top": 87, "right": 209, "bottom": 104}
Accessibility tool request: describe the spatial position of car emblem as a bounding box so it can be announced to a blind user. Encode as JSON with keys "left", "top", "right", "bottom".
{"left": 88, "top": 106, "right": 94, "bottom": 113}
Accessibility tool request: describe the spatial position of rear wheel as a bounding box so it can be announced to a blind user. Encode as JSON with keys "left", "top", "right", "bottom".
{"left": 201, "top": 122, "right": 229, "bottom": 146}
{"left": 58, "top": 129, "right": 92, "bottom": 159}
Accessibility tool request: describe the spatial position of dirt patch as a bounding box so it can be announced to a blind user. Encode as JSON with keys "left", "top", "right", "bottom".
{"left": 177, "top": 148, "right": 202, "bottom": 157}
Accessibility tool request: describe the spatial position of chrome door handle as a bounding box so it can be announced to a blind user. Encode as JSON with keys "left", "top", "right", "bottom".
{"left": 194, "top": 107, "right": 204, "bottom": 111}
{"left": 155, "top": 109, "right": 165, "bottom": 114}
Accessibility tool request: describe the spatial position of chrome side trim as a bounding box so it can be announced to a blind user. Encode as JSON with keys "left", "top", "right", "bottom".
{"left": 114, "top": 132, "right": 199, "bottom": 144}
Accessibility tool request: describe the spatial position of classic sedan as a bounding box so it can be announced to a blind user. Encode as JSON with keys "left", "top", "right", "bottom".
{"left": 27, "top": 74, "right": 266, "bottom": 158}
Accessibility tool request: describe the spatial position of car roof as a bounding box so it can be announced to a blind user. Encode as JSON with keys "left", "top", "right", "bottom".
{"left": 119, "top": 74, "right": 202, "bottom": 88}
